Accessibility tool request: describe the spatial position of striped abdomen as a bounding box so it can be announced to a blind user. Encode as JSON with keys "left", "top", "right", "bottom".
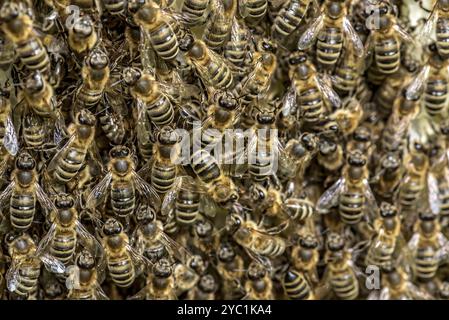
{"left": 182, "top": 0, "right": 209, "bottom": 25}
{"left": 424, "top": 77, "right": 448, "bottom": 117}
{"left": 54, "top": 146, "right": 87, "bottom": 183}
{"left": 111, "top": 181, "right": 136, "bottom": 218}
{"left": 191, "top": 150, "right": 221, "bottom": 184}
{"left": 10, "top": 191, "right": 36, "bottom": 231}
{"left": 204, "top": 21, "right": 231, "bottom": 50}
{"left": 149, "top": 23, "right": 179, "bottom": 61}
{"left": 14, "top": 263, "right": 41, "bottom": 297}
{"left": 16, "top": 37, "right": 50, "bottom": 75}
{"left": 176, "top": 189, "right": 200, "bottom": 225}
{"left": 399, "top": 180, "right": 424, "bottom": 211}
{"left": 243, "top": 0, "right": 267, "bottom": 23}
{"left": 283, "top": 269, "right": 313, "bottom": 300}
{"left": 50, "top": 230, "right": 77, "bottom": 264}
{"left": 317, "top": 26, "right": 343, "bottom": 70}
{"left": 365, "top": 238, "right": 395, "bottom": 268}
{"left": 195, "top": 55, "right": 234, "bottom": 90}
{"left": 272, "top": 0, "right": 309, "bottom": 40}
{"left": 99, "top": 112, "right": 125, "bottom": 145}
{"left": 374, "top": 37, "right": 400, "bottom": 75}
{"left": 77, "top": 85, "right": 104, "bottom": 109}
{"left": 298, "top": 87, "right": 325, "bottom": 124}
{"left": 285, "top": 199, "right": 314, "bottom": 221}
{"left": 151, "top": 161, "right": 177, "bottom": 194}
{"left": 23, "top": 116, "right": 46, "bottom": 148}
{"left": 146, "top": 94, "right": 175, "bottom": 127}
{"left": 414, "top": 246, "right": 439, "bottom": 280}
{"left": 339, "top": 191, "right": 365, "bottom": 224}
{"left": 249, "top": 143, "right": 276, "bottom": 182}
{"left": 330, "top": 268, "right": 359, "bottom": 300}
{"left": 107, "top": 254, "right": 135, "bottom": 287}
{"left": 334, "top": 63, "right": 358, "bottom": 95}
{"left": 438, "top": 180, "right": 449, "bottom": 216}
{"left": 104, "top": 0, "right": 127, "bottom": 14}
{"left": 436, "top": 17, "right": 449, "bottom": 57}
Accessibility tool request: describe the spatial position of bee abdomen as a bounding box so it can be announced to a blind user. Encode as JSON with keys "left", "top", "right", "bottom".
{"left": 283, "top": 269, "right": 313, "bottom": 300}
{"left": 204, "top": 23, "right": 231, "bottom": 50}
{"left": 54, "top": 147, "right": 87, "bottom": 183}
{"left": 415, "top": 247, "right": 439, "bottom": 280}
{"left": 317, "top": 27, "right": 343, "bottom": 69}
{"left": 99, "top": 113, "right": 125, "bottom": 145}
{"left": 107, "top": 255, "right": 135, "bottom": 287}
{"left": 151, "top": 163, "right": 177, "bottom": 194}
{"left": 374, "top": 38, "right": 400, "bottom": 74}
{"left": 149, "top": 24, "right": 179, "bottom": 61}
{"left": 146, "top": 95, "right": 175, "bottom": 126}
{"left": 175, "top": 190, "right": 200, "bottom": 225}
{"left": 111, "top": 183, "right": 136, "bottom": 217}
{"left": 182, "top": 0, "right": 209, "bottom": 25}
{"left": 16, "top": 38, "right": 50, "bottom": 74}
{"left": 244, "top": 0, "right": 268, "bottom": 21}
{"left": 339, "top": 192, "right": 365, "bottom": 224}
{"left": 104, "top": 0, "right": 127, "bottom": 14}
{"left": 191, "top": 150, "right": 221, "bottom": 183}
{"left": 50, "top": 231, "right": 77, "bottom": 264}
{"left": 10, "top": 192, "right": 36, "bottom": 230}
{"left": 424, "top": 79, "right": 448, "bottom": 117}
{"left": 272, "top": 1, "right": 308, "bottom": 39}
{"left": 436, "top": 18, "right": 449, "bottom": 57}
{"left": 298, "top": 88, "right": 324, "bottom": 123}
{"left": 330, "top": 270, "right": 359, "bottom": 300}
{"left": 15, "top": 265, "right": 41, "bottom": 297}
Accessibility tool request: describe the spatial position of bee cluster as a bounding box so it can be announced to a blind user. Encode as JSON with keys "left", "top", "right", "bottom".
{"left": 0, "top": 0, "right": 449, "bottom": 300}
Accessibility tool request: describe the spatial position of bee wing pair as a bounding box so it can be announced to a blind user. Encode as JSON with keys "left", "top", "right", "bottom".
{"left": 86, "top": 171, "right": 161, "bottom": 211}
{"left": 316, "top": 177, "right": 379, "bottom": 220}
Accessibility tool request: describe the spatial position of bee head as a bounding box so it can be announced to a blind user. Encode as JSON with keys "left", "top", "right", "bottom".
{"left": 326, "top": 233, "right": 345, "bottom": 252}
{"left": 256, "top": 108, "right": 276, "bottom": 125}
{"left": 122, "top": 67, "right": 142, "bottom": 86}
{"left": 217, "top": 242, "right": 236, "bottom": 263}
{"left": 353, "top": 126, "right": 370, "bottom": 143}
{"left": 217, "top": 92, "right": 238, "bottom": 110}
{"left": 12, "top": 235, "right": 32, "bottom": 255}
{"left": 195, "top": 219, "right": 213, "bottom": 238}
{"left": 77, "top": 109, "right": 96, "bottom": 126}
{"left": 247, "top": 262, "right": 266, "bottom": 280}
{"left": 87, "top": 49, "right": 109, "bottom": 70}
{"left": 179, "top": 34, "right": 195, "bottom": 52}
{"left": 225, "top": 213, "right": 242, "bottom": 234}
{"left": 189, "top": 41, "right": 205, "bottom": 59}
{"left": 380, "top": 202, "right": 397, "bottom": 218}
{"left": 301, "top": 133, "right": 318, "bottom": 151}
{"left": 258, "top": 38, "right": 277, "bottom": 54}
{"left": 15, "top": 151, "right": 35, "bottom": 170}
{"left": 103, "top": 218, "right": 123, "bottom": 236}
{"left": 76, "top": 250, "right": 95, "bottom": 269}
{"left": 318, "top": 139, "right": 337, "bottom": 155}
{"left": 348, "top": 150, "right": 366, "bottom": 167}
{"left": 299, "top": 234, "right": 319, "bottom": 249}
{"left": 55, "top": 193, "right": 75, "bottom": 209}
{"left": 288, "top": 52, "right": 307, "bottom": 66}
{"left": 135, "top": 204, "right": 156, "bottom": 224}
{"left": 288, "top": 140, "right": 306, "bottom": 158}
{"left": 153, "top": 258, "right": 172, "bottom": 278}
{"left": 72, "top": 15, "right": 94, "bottom": 36}
{"left": 109, "top": 145, "right": 130, "bottom": 159}
{"left": 198, "top": 274, "right": 216, "bottom": 293}
{"left": 157, "top": 127, "right": 178, "bottom": 145}
{"left": 189, "top": 255, "right": 207, "bottom": 274}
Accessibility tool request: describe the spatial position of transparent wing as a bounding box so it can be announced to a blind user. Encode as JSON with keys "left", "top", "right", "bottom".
{"left": 40, "top": 253, "right": 66, "bottom": 274}
{"left": 281, "top": 85, "right": 297, "bottom": 117}
{"left": 35, "top": 183, "right": 58, "bottom": 215}
{"left": 158, "top": 228, "right": 193, "bottom": 265}
{"left": 316, "top": 74, "right": 342, "bottom": 108}
{"left": 427, "top": 173, "right": 441, "bottom": 215}
{"left": 407, "top": 282, "right": 435, "bottom": 300}
{"left": 94, "top": 284, "right": 110, "bottom": 300}
{"left": 132, "top": 171, "right": 161, "bottom": 210}
{"left": 407, "top": 232, "right": 420, "bottom": 252}
{"left": 244, "top": 248, "right": 273, "bottom": 273}
{"left": 342, "top": 17, "right": 364, "bottom": 57}
{"left": 393, "top": 23, "right": 414, "bottom": 42}
{"left": 161, "top": 176, "right": 183, "bottom": 217}
{"left": 298, "top": 14, "right": 325, "bottom": 50}
{"left": 5, "top": 260, "right": 20, "bottom": 292}
{"left": 126, "top": 243, "right": 154, "bottom": 271}
{"left": 75, "top": 221, "right": 104, "bottom": 262}
{"left": 3, "top": 116, "right": 18, "bottom": 156}
{"left": 85, "top": 172, "right": 112, "bottom": 209}
{"left": 406, "top": 65, "right": 430, "bottom": 100}
{"left": 65, "top": 265, "right": 80, "bottom": 290}
{"left": 418, "top": 5, "right": 438, "bottom": 42}
{"left": 47, "top": 134, "right": 76, "bottom": 172}
{"left": 0, "top": 181, "right": 15, "bottom": 207}
{"left": 316, "top": 178, "right": 345, "bottom": 213}
{"left": 362, "top": 179, "right": 379, "bottom": 221}
{"left": 36, "top": 222, "right": 57, "bottom": 256}
{"left": 378, "top": 287, "right": 391, "bottom": 300}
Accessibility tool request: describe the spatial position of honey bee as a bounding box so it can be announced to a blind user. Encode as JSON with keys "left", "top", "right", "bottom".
{"left": 86, "top": 145, "right": 161, "bottom": 219}
{"left": 180, "top": 37, "right": 234, "bottom": 90}
{"left": 365, "top": 202, "right": 403, "bottom": 268}
{"left": 124, "top": 67, "right": 176, "bottom": 128}
{"left": 288, "top": 52, "right": 341, "bottom": 126}
{"left": 397, "top": 143, "right": 429, "bottom": 213}
{"left": 133, "top": 203, "right": 192, "bottom": 264}
{"left": 0, "top": 88, "right": 18, "bottom": 156}
{"left": 173, "top": 254, "right": 208, "bottom": 294}
{"left": 367, "top": 264, "right": 434, "bottom": 300}
{"left": 21, "top": 113, "right": 47, "bottom": 150}
{"left": 134, "top": 3, "right": 179, "bottom": 61}
{"left": 216, "top": 241, "right": 246, "bottom": 299}
{"left": 223, "top": 19, "right": 251, "bottom": 73}
{"left": 0, "top": 1, "right": 50, "bottom": 75}
{"left": 364, "top": 4, "right": 414, "bottom": 78}
{"left": 186, "top": 274, "right": 217, "bottom": 299}
{"left": 322, "top": 233, "right": 359, "bottom": 300}
{"left": 97, "top": 96, "right": 127, "bottom": 146}
{"left": 418, "top": 0, "right": 449, "bottom": 58}
{"left": 316, "top": 138, "right": 344, "bottom": 172}
{"left": 317, "top": 150, "right": 378, "bottom": 225}
{"left": 5, "top": 233, "right": 65, "bottom": 299}
{"left": 332, "top": 48, "right": 363, "bottom": 97}
{"left": 372, "top": 152, "right": 403, "bottom": 201}
{"left": 329, "top": 97, "right": 363, "bottom": 137}
{"left": 181, "top": 0, "right": 210, "bottom": 25}
{"left": 100, "top": 218, "right": 152, "bottom": 288}
{"left": 243, "top": 261, "right": 274, "bottom": 299}
{"left": 190, "top": 149, "right": 239, "bottom": 207}
{"left": 20, "top": 71, "right": 56, "bottom": 119}
{"left": 290, "top": 234, "right": 320, "bottom": 284}
{"left": 75, "top": 48, "right": 110, "bottom": 111}
{"left": 191, "top": 218, "right": 220, "bottom": 255}
{"left": 65, "top": 250, "right": 109, "bottom": 300}
{"left": 129, "top": 258, "right": 177, "bottom": 300}
{"left": 36, "top": 193, "right": 103, "bottom": 265}
{"left": 0, "top": 152, "right": 57, "bottom": 231}
{"left": 67, "top": 15, "right": 98, "bottom": 56}
{"left": 407, "top": 212, "right": 448, "bottom": 282}
{"left": 271, "top": 0, "right": 313, "bottom": 43}
{"left": 203, "top": 0, "right": 237, "bottom": 51}
{"left": 297, "top": 0, "right": 364, "bottom": 72}
{"left": 47, "top": 109, "right": 97, "bottom": 185}
{"left": 234, "top": 40, "right": 277, "bottom": 107}
{"left": 282, "top": 266, "right": 315, "bottom": 300}
{"left": 405, "top": 44, "right": 449, "bottom": 120}
{"left": 225, "top": 211, "right": 287, "bottom": 268}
